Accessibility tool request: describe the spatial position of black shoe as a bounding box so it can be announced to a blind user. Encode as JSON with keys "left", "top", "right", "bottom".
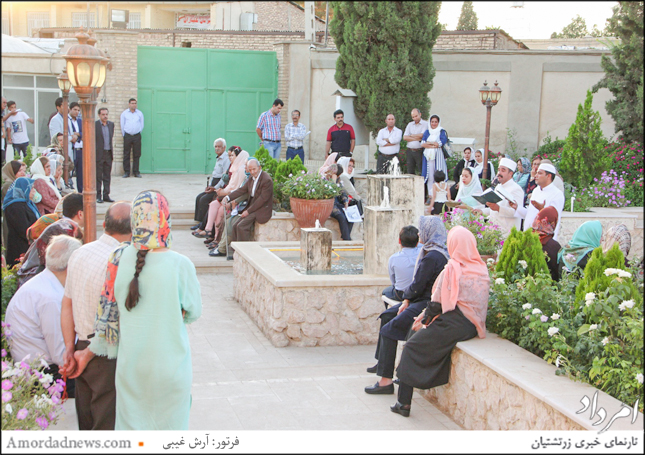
{"left": 209, "top": 250, "right": 226, "bottom": 257}
{"left": 96, "top": 197, "right": 104, "bottom": 203}
{"left": 134, "top": 173, "right": 142, "bottom": 178}
{"left": 364, "top": 382, "right": 394, "bottom": 395}
{"left": 190, "top": 224, "right": 201, "bottom": 230}
{"left": 122, "top": 173, "right": 130, "bottom": 178}
{"left": 103, "top": 196, "right": 115, "bottom": 203}
{"left": 390, "top": 401, "right": 410, "bottom": 417}
{"left": 393, "top": 378, "right": 400, "bottom": 385}
{"left": 226, "top": 255, "right": 234, "bottom": 261}
{"left": 366, "top": 364, "right": 378, "bottom": 374}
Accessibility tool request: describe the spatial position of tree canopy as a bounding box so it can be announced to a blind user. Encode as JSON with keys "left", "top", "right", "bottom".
{"left": 457, "top": 1, "right": 478, "bottom": 31}
{"left": 329, "top": 2, "right": 442, "bottom": 137}
{"left": 593, "top": 1, "right": 644, "bottom": 143}
{"left": 551, "top": 15, "right": 613, "bottom": 38}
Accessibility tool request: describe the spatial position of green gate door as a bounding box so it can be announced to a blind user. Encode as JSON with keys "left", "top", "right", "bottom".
{"left": 137, "top": 46, "right": 278, "bottom": 174}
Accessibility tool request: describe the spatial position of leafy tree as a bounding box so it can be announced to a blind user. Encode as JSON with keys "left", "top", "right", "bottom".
{"left": 551, "top": 15, "right": 590, "bottom": 38}
{"left": 559, "top": 90, "right": 609, "bottom": 188}
{"left": 495, "top": 228, "right": 549, "bottom": 283}
{"left": 457, "top": 1, "right": 478, "bottom": 31}
{"left": 593, "top": 1, "right": 644, "bottom": 143}
{"left": 329, "top": 2, "right": 442, "bottom": 137}
{"left": 485, "top": 25, "right": 501, "bottom": 30}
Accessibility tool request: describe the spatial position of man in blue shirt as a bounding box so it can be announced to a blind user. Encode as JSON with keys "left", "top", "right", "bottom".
{"left": 120, "top": 98, "right": 144, "bottom": 178}
{"left": 383, "top": 225, "right": 421, "bottom": 306}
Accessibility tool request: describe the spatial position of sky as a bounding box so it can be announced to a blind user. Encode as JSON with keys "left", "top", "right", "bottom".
{"left": 438, "top": 1, "right": 618, "bottom": 40}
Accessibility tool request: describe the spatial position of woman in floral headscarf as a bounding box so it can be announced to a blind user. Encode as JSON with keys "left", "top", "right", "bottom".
{"left": 602, "top": 224, "right": 631, "bottom": 267}
{"left": 84, "top": 190, "right": 202, "bottom": 430}
{"left": 558, "top": 220, "right": 602, "bottom": 273}
{"left": 531, "top": 206, "right": 561, "bottom": 281}
{"left": 364, "top": 216, "right": 449, "bottom": 396}
{"left": 390, "top": 226, "right": 489, "bottom": 417}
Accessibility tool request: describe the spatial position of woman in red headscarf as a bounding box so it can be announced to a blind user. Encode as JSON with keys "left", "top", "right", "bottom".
{"left": 390, "top": 226, "right": 490, "bottom": 417}
{"left": 531, "top": 206, "right": 561, "bottom": 281}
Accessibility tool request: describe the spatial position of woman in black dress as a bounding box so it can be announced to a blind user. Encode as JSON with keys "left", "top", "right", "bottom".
{"left": 531, "top": 206, "right": 561, "bottom": 281}
{"left": 391, "top": 226, "right": 490, "bottom": 417}
{"left": 2, "top": 177, "right": 41, "bottom": 265}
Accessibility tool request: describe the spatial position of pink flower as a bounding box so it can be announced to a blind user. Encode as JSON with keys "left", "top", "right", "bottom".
{"left": 1, "top": 380, "right": 12, "bottom": 390}
{"left": 1, "top": 391, "right": 12, "bottom": 402}
{"left": 16, "top": 408, "right": 28, "bottom": 420}
{"left": 0, "top": 349, "right": 6, "bottom": 357}
{"left": 35, "top": 416, "right": 49, "bottom": 430}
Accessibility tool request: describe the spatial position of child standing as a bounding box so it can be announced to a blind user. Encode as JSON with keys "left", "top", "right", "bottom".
{"left": 428, "top": 170, "right": 449, "bottom": 215}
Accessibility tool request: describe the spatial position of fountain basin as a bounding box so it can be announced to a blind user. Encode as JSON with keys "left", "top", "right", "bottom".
{"left": 232, "top": 241, "right": 389, "bottom": 347}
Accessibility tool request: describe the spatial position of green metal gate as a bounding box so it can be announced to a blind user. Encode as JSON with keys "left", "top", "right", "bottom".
{"left": 137, "top": 46, "right": 278, "bottom": 173}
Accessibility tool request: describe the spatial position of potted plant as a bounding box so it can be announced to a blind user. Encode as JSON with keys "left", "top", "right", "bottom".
{"left": 442, "top": 209, "right": 504, "bottom": 259}
{"left": 281, "top": 171, "right": 341, "bottom": 228}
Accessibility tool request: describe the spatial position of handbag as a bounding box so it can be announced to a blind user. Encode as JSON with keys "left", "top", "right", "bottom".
{"left": 423, "top": 148, "right": 436, "bottom": 161}
{"left": 442, "top": 141, "right": 453, "bottom": 160}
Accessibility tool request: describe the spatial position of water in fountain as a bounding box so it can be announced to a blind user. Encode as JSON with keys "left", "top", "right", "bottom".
{"left": 380, "top": 186, "right": 390, "bottom": 208}
{"left": 386, "top": 156, "right": 401, "bottom": 177}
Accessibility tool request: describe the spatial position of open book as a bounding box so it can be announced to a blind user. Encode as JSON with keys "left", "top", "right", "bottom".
{"left": 471, "top": 186, "right": 515, "bottom": 205}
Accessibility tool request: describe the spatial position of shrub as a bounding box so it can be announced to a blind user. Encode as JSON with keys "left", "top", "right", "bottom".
{"left": 1, "top": 263, "right": 19, "bottom": 321}
{"left": 254, "top": 147, "right": 308, "bottom": 209}
{"left": 441, "top": 209, "right": 504, "bottom": 256}
{"left": 563, "top": 182, "right": 592, "bottom": 212}
{"left": 281, "top": 171, "right": 342, "bottom": 200}
{"left": 606, "top": 140, "right": 644, "bottom": 182}
{"left": 580, "top": 169, "right": 633, "bottom": 208}
{"left": 535, "top": 132, "right": 566, "bottom": 168}
{"left": 559, "top": 90, "right": 610, "bottom": 188}
{"left": 495, "top": 228, "right": 549, "bottom": 282}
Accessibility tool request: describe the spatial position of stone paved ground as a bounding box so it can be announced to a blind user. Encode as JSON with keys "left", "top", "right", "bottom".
{"left": 49, "top": 173, "right": 459, "bottom": 431}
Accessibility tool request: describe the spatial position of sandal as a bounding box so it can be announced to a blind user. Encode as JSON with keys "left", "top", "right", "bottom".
{"left": 203, "top": 237, "right": 215, "bottom": 244}
{"left": 192, "top": 230, "right": 209, "bottom": 238}
{"left": 206, "top": 241, "right": 218, "bottom": 249}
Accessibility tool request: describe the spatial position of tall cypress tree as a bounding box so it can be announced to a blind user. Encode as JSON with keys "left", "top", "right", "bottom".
{"left": 329, "top": 2, "right": 442, "bottom": 137}
{"left": 593, "top": 1, "right": 644, "bottom": 143}
{"left": 457, "top": 1, "right": 478, "bottom": 31}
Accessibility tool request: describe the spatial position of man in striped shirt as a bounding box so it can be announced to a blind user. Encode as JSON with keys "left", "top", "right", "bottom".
{"left": 256, "top": 98, "right": 283, "bottom": 160}
{"left": 284, "top": 110, "right": 308, "bottom": 162}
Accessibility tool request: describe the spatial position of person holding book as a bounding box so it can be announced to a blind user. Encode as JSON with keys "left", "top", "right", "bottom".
{"left": 452, "top": 168, "right": 483, "bottom": 212}
{"left": 472, "top": 158, "right": 524, "bottom": 238}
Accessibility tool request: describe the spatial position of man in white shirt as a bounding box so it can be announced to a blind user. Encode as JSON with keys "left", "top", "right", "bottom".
{"left": 60, "top": 202, "right": 132, "bottom": 430}
{"left": 284, "top": 110, "right": 308, "bottom": 162}
{"left": 376, "top": 114, "right": 402, "bottom": 174}
{"left": 5, "top": 235, "right": 82, "bottom": 388}
{"left": 68, "top": 102, "right": 84, "bottom": 193}
{"left": 473, "top": 158, "right": 525, "bottom": 238}
{"left": 120, "top": 98, "right": 144, "bottom": 178}
{"left": 516, "top": 162, "right": 565, "bottom": 240}
{"left": 4, "top": 100, "right": 34, "bottom": 159}
{"left": 403, "top": 108, "right": 428, "bottom": 175}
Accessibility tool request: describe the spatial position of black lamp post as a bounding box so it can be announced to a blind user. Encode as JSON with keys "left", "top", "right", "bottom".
{"left": 479, "top": 80, "right": 502, "bottom": 180}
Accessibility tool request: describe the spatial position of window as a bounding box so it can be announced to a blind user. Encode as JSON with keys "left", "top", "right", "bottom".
{"left": 127, "top": 12, "right": 141, "bottom": 29}
{"left": 27, "top": 12, "right": 50, "bottom": 36}
{"left": 71, "top": 12, "right": 97, "bottom": 28}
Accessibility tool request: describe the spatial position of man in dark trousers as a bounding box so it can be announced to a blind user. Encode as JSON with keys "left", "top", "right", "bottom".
{"left": 95, "top": 108, "right": 115, "bottom": 203}
{"left": 222, "top": 159, "right": 273, "bottom": 258}
{"left": 120, "top": 98, "right": 144, "bottom": 178}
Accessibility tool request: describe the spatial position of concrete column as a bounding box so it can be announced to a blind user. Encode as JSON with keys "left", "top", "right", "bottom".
{"left": 287, "top": 42, "right": 312, "bottom": 159}
{"left": 363, "top": 207, "right": 413, "bottom": 275}
{"left": 300, "top": 228, "right": 332, "bottom": 272}
{"left": 210, "top": 3, "right": 218, "bottom": 30}
{"left": 366, "top": 174, "right": 424, "bottom": 226}
{"left": 304, "top": 1, "right": 315, "bottom": 42}
{"left": 50, "top": 5, "right": 57, "bottom": 27}
{"left": 144, "top": 4, "right": 152, "bottom": 29}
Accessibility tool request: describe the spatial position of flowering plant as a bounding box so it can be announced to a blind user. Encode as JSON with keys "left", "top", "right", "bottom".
{"left": 1, "top": 322, "right": 65, "bottom": 430}
{"left": 442, "top": 209, "right": 504, "bottom": 255}
{"left": 605, "top": 140, "right": 643, "bottom": 183}
{"left": 281, "top": 171, "right": 342, "bottom": 200}
{"left": 580, "top": 169, "right": 633, "bottom": 208}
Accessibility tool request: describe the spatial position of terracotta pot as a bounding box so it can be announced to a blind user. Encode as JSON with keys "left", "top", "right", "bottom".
{"left": 290, "top": 197, "right": 335, "bottom": 228}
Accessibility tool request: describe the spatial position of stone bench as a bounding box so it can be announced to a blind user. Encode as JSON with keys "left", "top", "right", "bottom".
{"left": 417, "top": 333, "right": 644, "bottom": 431}
{"left": 254, "top": 212, "right": 364, "bottom": 242}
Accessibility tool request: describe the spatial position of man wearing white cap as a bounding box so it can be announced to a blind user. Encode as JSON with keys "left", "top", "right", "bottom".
{"left": 515, "top": 162, "right": 565, "bottom": 240}
{"left": 473, "top": 157, "right": 524, "bottom": 237}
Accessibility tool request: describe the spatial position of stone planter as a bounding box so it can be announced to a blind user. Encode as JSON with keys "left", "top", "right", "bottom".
{"left": 289, "top": 197, "right": 334, "bottom": 228}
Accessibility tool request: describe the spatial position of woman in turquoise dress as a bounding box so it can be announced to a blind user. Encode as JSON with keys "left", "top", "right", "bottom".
{"left": 87, "top": 190, "right": 202, "bottom": 430}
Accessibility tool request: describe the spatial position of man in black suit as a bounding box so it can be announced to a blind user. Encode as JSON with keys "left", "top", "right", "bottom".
{"left": 95, "top": 108, "right": 115, "bottom": 203}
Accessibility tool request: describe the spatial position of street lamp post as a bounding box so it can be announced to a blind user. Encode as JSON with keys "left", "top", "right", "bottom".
{"left": 479, "top": 80, "right": 502, "bottom": 180}
{"left": 63, "top": 29, "right": 109, "bottom": 242}
{"left": 57, "top": 69, "right": 72, "bottom": 185}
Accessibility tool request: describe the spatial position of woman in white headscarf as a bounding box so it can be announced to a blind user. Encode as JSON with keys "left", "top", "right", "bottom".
{"left": 472, "top": 149, "right": 495, "bottom": 181}
{"left": 30, "top": 156, "right": 61, "bottom": 215}
{"left": 337, "top": 156, "right": 361, "bottom": 201}
{"left": 454, "top": 167, "right": 483, "bottom": 211}
{"left": 421, "top": 115, "right": 448, "bottom": 198}
{"left": 49, "top": 154, "right": 74, "bottom": 197}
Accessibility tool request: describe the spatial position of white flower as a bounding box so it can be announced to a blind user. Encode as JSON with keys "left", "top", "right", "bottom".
{"left": 532, "top": 308, "right": 542, "bottom": 315}
{"left": 39, "top": 359, "right": 49, "bottom": 369}
{"left": 601, "top": 337, "right": 609, "bottom": 346}
{"left": 619, "top": 300, "right": 635, "bottom": 312}
{"left": 555, "top": 355, "right": 563, "bottom": 367}
{"left": 551, "top": 313, "right": 560, "bottom": 320}
{"left": 637, "top": 373, "right": 644, "bottom": 385}
{"left": 589, "top": 324, "right": 598, "bottom": 331}
{"left": 548, "top": 327, "right": 560, "bottom": 337}
{"left": 522, "top": 303, "right": 532, "bottom": 310}
{"left": 495, "top": 278, "right": 505, "bottom": 285}
{"left": 487, "top": 258, "right": 495, "bottom": 264}
{"left": 617, "top": 270, "right": 632, "bottom": 278}
{"left": 39, "top": 374, "right": 53, "bottom": 386}
{"left": 585, "top": 292, "right": 596, "bottom": 301}
{"left": 5, "top": 404, "right": 12, "bottom": 414}
{"left": 585, "top": 300, "right": 593, "bottom": 307}
{"left": 518, "top": 260, "right": 528, "bottom": 269}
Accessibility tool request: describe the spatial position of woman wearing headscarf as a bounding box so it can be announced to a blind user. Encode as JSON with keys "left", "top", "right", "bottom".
{"left": 531, "top": 206, "right": 561, "bottom": 281}
{"left": 2, "top": 160, "right": 27, "bottom": 200}
{"left": 558, "top": 220, "right": 602, "bottom": 273}
{"left": 2, "top": 177, "right": 41, "bottom": 265}
{"left": 30, "top": 156, "right": 61, "bottom": 215}
{"left": 365, "top": 217, "right": 449, "bottom": 395}
{"left": 318, "top": 152, "right": 339, "bottom": 177}
{"left": 454, "top": 168, "right": 484, "bottom": 211}
{"left": 193, "top": 147, "right": 249, "bottom": 241}
{"left": 602, "top": 224, "right": 631, "bottom": 267}
{"left": 337, "top": 156, "right": 363, "bottom": 215}
{"left": 391, "top": 226, "right": 490, "bottom": 417}
{"left": 326, "top": 163, "right": 353, "bottom": 240}
{"left": 48, "top": 154, "right": 74, "bottom": 197}
{"left": 421, "top": 115, "right": 448, "bottom": 195}
{"left": 472, "top": 149, "right": 495, "bottom": 181}
{"left": 83, "top": 190, "right": 202, "bottom": 430}
{"left": 513, "top": 157, "right": 531, "bottom": 191}
{"left": 449, "top": 147, "right": 477, "bottom": 200}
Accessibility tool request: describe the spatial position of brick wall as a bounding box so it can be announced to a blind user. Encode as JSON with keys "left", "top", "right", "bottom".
{"left": 435, "top": 30, "right": 527, "bottom": 50}
{"left": 255, "top": 1, "right": 325, "bottom": 32}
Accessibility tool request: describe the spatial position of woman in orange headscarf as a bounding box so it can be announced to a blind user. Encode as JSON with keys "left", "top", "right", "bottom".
{"left": 390, "top": 225, "right": 490, "bottom": 417}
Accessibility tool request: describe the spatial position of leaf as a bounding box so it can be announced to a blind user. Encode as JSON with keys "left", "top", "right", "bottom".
{"left": 577, "top": 324, "right": 591, "bottom": 336}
